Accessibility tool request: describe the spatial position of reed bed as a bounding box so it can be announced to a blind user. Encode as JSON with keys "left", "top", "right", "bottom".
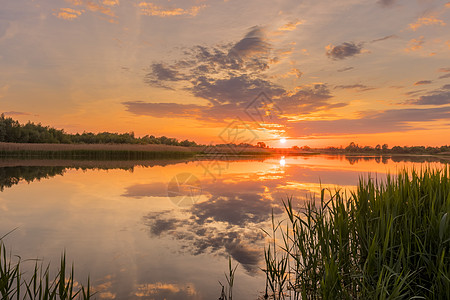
{"left": 263, "top": 167, "right": 450, "bottom": 299}
{"left": 0, "top": 142, "right": 194, "bottom": 152}
{"left": 0, "top": 238, "right": 92, "bottom": 300}
{"left": 0, "top": 142, "right": 196, "bottom": 160}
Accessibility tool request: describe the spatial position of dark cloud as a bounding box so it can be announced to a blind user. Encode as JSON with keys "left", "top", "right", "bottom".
{"left": 378, "top": 0, "right": 397, "bottom": 7}
{"left": 326, "top": 42, "right": 364, "bottom": 60}
{"left": 229, "top": 26, "right": 271, "bottom": 62}
{"left": 140, "top": 175, "right": 287, "bottom": 273}
{"left": 404, "top": 89, "right": 425, "bottom": 97}
{"left": 438, "top": 73, "right": 450, "bottom": 79}
{"left": 3, "top": 111, "right": 31, "bottom": 116}
{"left": 410, "top": 90, "right": 450, "bottom": 106}
{"left": 287, "top": 106, "right": 450, "bottom": 136}
{"left": 135, "top": 27, "right": 341, "bottom": 122}
{"left": 371, "top": 35, "right": 397, "bottom": 43}
{"left": 414, "top": 80, "right": 432, "bottom": 86}
{"left": 334, "top": 84, "right": 375, "bottom": 91}
{"left": 191, "top": 75, "right": 283, "bottom": 105}
{"left": 276, "top": 84, "right": 347, "bottom": 114}
{"left": 337, "top": 67, "right": 354, "bottom": 72}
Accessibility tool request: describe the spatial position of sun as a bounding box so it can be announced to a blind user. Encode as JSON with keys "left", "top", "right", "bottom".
{"left": 280, "top": 138, "right": 286, "bottom": 144}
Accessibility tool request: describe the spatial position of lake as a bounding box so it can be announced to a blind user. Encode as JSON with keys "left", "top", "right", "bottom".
{"left": 0, "top": 155, "right": 448, "bottom": 299}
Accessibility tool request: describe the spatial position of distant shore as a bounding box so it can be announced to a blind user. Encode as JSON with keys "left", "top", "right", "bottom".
{"left": 1, "top": 142, "right": 449, "bottom": 161}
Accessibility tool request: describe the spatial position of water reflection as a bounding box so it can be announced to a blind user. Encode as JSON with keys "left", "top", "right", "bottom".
{"left": 0, "top": 155, "right": 448, "bottom": 299}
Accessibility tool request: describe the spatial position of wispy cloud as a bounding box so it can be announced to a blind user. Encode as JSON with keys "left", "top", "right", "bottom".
{"left": 55, "top": 0, "right": 117, "bottom": 22}
{"left": 325, "top": 42, "right": 364, "bottom": 60}
{"left": 404, "top": 36, "right": 425, "bottom": 52}
{"left": 138, "top": 2, "right": 206, "bottom": 17}
{"left": 278, "top": 19, "right": 303, "bottom": 31}
{"left": 414, "top": 80, "right": 432, "bottom": 86}
{"left": 337, "top": 67, "right": 354, "bottom": 73}
{"left": 377, "top": 0, "right": 397, "bottom": 7}
{"left": 371, "top": 35, "right": 397, "bottom": 43}
{"left": 2, "top": 111, "right": 32, "bottom": 116}
{"left": 288, "top": 107, "right": 450, "bottom": 136}
{"left": 409, "top": 15, "right": 446, "bottom": 31}
{"left": 409, "top": 85, "right": 450, "bottom": 105}
{"left": 334, "top": 84, "right": 375, "bottom": 91}
{"left": 53, "top": 8, "right": 83, "bottom": 20}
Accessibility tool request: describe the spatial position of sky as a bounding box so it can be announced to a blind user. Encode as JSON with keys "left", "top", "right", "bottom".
{"left": 1, "top": 0, "right": 450, "bottom": 147}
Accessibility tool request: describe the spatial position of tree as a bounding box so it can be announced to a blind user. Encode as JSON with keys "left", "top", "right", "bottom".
{"left": 256, "top": 142, "right": 266, "bottom": 148}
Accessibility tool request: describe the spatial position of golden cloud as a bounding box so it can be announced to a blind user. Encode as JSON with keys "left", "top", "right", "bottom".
{"left": 138, "top": 2, "right": 206, "bottom": 17}
{"left": 409, "top": 15, "right": 446, "bottom": 31}
{"left": 278, "top": 19, "right": 303, "bottom": 31}
{"left": 102, "top": 0, "right": 119, "bottom": 6}
{"left": 53, "top": 8, "right": 83, "bottom": 20}
{"left": 404, "top": 36, "right": 425, "bottom": 52}
{"left": 134, "top": 282, "right": 197, "bottom": 297}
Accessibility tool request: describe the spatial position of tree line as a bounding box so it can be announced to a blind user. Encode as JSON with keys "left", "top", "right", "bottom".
{"left": 324, "top": 142, "right": 450, "bottom": 154}
{"left": 0, "top": 114, "right": 198, "bottom": 146}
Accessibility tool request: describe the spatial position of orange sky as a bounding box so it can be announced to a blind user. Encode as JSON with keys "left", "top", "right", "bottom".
{"left": 1, "top": 0, "right": 450, "bottom": 147}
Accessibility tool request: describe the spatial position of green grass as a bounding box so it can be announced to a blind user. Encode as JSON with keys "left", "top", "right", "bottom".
{"left": 0, "top": 236, "right": 93, "bottom": 300}
{"left": 263, "top": 167, "right": 450, "bottom": 299}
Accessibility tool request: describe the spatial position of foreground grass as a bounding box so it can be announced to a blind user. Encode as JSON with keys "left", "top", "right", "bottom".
{"left": 0, "top": 239, "right": 93, "bottom": 300}
{"left": 264, "top": 168, "right": 450, "bottom": 299}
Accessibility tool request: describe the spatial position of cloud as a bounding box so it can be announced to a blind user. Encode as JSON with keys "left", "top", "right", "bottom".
{"left": 2, "top": 111, "right": 32, "bottom": 116}
{"left": 439, "top": 73, "right": 450, "bottom": 79}
{"left": 371, "top": 35, "right": 397, "bottom": 43}
{"left": 102, "top": 0, "right": 119, "bottom": 6}
{"left": 135, "top": 283, "right": 198, "bottom": 299}
{"left": 337, "top": 67, "right": 354, "bottom": 72}
{"left": 137, "top": 27, "right": 343, "bottom": 123}
{"left": 378, "top": 0, "right": 397, "bottom": 7}
{"left": 334, "top": 84, "right": 375, "bottom": 91}
{"left": 56, "top": 0, "right": 117, "bottom": 22}
{"left": 438, "top": 67, "right": 450, "bottom": 73}
{"left": 410, "top": 86, "right": 450, "bottom": 105}
{"left": 404, "top": 36, "right": 425, "bottom": 52}
{"left": 409, "top": 15, "right": 446, "bottom": 31}
{"left": 278, "top": 19, "right": 303, "bottom": 31}
{"left": 138, "top": 2, "right": 206, "bottom": 17}
{"left": 414, "top": 80, "right": 432, "bottom": 85}
{"left": 325, "top": 42, "right": 364, "bottom": 60}
{"left": 229, "top": 27, "right": 271, "bottom": 61}
{"left": 287, "top": 107, "right": 450, "bottom": 136}
{"left": 139, "top": 175, "right": 287, "bottom": 272}
{"left": 53, "top": 8, "right": 83, "bottom": 20}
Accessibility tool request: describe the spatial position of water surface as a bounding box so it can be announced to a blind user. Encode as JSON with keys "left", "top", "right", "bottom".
{"left": 0, "top": 155, "right": 447, "bottom": 299}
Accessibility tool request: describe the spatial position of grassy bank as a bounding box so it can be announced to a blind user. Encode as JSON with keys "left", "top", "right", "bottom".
{"left": 264, "top": 168, "right": 450, "bottom": 299}
{"left": 0, "top": 142, "right": 197, "bottom": 160}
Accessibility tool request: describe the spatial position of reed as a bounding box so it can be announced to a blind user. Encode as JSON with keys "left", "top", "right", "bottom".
{"left": 0, "top": 238, "right": 93, "bottom": 300}
{"left": 0, "top": 149, "right": 195, "bottom": 160}
{"left": 263, "top": 167, "right": 450, "bottom": 299}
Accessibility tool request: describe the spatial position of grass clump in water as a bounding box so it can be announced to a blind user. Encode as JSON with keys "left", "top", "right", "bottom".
{"left": 263, "top": 167, "right": 450, "bottom": 299}
{"left": 0, "top": 237, "right": 93, "bottom": 300}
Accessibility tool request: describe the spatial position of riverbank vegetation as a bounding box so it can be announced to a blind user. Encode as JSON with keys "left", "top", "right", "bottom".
{"left": 263, "top": 168, "right": 450, "bottom": 299}
{"left": 0, "top": 235, "right": 92, "bottom": 300}
{"left": 0, "top": 114, "right": 197, "bottom": 146}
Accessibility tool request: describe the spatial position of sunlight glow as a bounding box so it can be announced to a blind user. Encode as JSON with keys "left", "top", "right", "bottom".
{"left": 280, "top": 138, "right": 286, "bottom": 144}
